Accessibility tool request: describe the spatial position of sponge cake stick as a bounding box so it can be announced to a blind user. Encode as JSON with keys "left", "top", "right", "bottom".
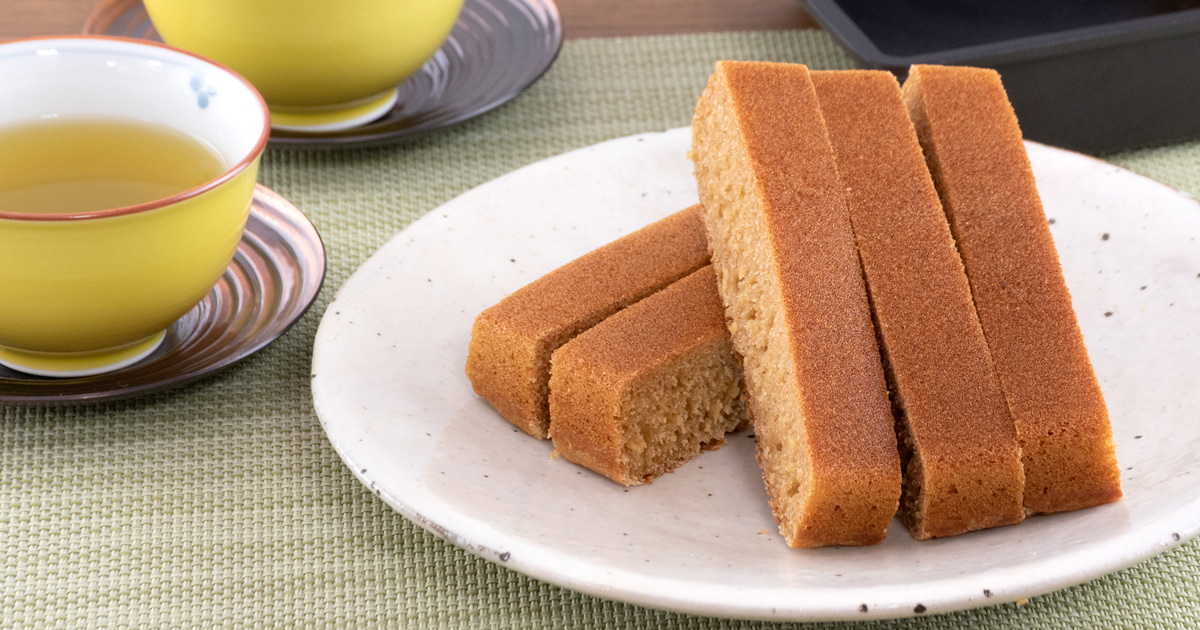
{"left": 692, "top": 61, "right": 901, "bottom": 547}
{"left": 466, "top": 206, "right": 710, "bottom": 439}
{"left": 813, "top": 70, "right": 1024, "bottom": 539}
{"left": 902, "top": 64, "right": 1122, "bottom": 514}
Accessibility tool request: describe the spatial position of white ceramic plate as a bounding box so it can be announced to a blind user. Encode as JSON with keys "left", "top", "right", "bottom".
{"left": 311, "top": 128, "right": 1200, "bottom": 621}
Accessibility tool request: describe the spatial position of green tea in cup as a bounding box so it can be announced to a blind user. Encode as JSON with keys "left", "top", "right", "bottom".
{"left": 0, "top": 117, "right": 225, "bottom": 215}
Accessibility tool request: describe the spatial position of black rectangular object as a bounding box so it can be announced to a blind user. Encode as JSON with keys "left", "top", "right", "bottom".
{"left": 805, "top": 0, "right": 1200, "bottom": 153}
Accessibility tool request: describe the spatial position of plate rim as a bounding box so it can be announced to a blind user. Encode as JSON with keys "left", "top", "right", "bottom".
{"left": 311, "top": 127, "right": 1200, "bottom": 621}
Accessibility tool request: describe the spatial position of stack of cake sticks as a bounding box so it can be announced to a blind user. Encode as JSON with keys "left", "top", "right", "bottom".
{"left": 466, "top": 62, "right": 1122, "bottom": 547}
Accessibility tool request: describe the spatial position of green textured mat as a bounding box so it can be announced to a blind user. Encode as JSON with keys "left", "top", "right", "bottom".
{"left": 4, "top": 29, "right": 1199, "bottom": 628}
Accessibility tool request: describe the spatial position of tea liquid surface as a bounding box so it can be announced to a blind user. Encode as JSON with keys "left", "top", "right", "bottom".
{"left": 0, "top": 117, "right": 226, "bottom": 214}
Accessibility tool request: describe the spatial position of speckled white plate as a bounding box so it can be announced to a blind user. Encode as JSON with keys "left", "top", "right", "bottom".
{"left": 311, "top": 128, "right": 1200, "bottom": 621}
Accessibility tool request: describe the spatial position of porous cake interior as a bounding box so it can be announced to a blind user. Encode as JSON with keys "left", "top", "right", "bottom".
{"left": 693, "top": 78, "right": 814, "bottom": 533}
{"left": 619, "top": 337, "right": 746, "bottom": 482}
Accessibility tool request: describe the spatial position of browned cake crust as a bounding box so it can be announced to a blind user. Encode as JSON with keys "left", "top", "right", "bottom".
{"left": 902, "top": 65, "right": 1122, "bottom": 514}
{"left": 692, "top": 61, "right": 901, "bottom": 547}
{"left": 812, "top": 70, "right": 1024, "bottom": 539}
{"left": 548, "top": 266, "right": 748, "bottom": 486}
{"left": 465, "top": 206, "right": 710, "bottom": 439}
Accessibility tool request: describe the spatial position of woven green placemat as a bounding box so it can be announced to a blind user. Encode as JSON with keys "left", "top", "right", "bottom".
{"left": 3, "top": 29, "right": 1198, "bottom": 629}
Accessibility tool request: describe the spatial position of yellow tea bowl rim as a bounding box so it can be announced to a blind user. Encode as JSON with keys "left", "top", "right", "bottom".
{"left": 0, "top": 35, "right": 270, "bottom": 223}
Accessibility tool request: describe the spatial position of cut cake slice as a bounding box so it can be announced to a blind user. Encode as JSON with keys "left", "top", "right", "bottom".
{"left": 466, "top": 206, "right": 710, "bottom": 439}
{"left": 691, "top": 61, "right": 901, "bottom": 547}
{"left": 812, "top": 70, "right": 1024, "bottom": 539}
{"left": 902, "top": 64, "right": 1122, "bottom": 514}
{"left": 548, "top": 265, "right": 748, "bottom": 486}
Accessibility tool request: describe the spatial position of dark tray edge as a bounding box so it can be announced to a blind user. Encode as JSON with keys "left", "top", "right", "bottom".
{"left": 805, "top": 1, "right": 1200, "bottom": 70}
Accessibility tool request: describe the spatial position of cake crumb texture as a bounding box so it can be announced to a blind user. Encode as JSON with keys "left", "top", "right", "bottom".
{"left": 692, "top": 61, "right": 901, "bottom": 547}
{"left": 465, "top": 206, "right": 710, "bottom": 439}
{"left": 548, "top": 265, "right": 747, "bottom": 486}
{"left": 902, "top": 64, "right": 1122, "bottom": 514}
{"left": 813, "top": 70, "right": 1024, "bottom": 539}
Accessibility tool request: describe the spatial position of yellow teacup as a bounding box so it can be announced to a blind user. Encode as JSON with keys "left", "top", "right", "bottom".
{"left": 145, "top": 0, "right": 465, "bottom": 131}
{"left": 0, "top": 37, "right": 270, "bottom": 377}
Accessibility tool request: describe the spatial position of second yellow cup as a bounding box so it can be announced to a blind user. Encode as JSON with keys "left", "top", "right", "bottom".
{"left": 145, "top": 0, "right": 464, "bottom": 131}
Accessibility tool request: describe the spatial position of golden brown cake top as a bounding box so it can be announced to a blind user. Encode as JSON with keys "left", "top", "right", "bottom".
{"left": 903, "top": 63, "right": 1104, "bottom": 429}
{"left": 475, "top": 205, "right": 710, "bottom": 341}
{"left": 551, "top": 265, "right": 727, "bottom": 385}
{"left": 714, "top": 61, "right": 897, "bottom": 477}
{"left": 812, "top": 69, "right": 1024, "bottom": 537}
{"left": 811, "top": 69, "right": 1018, "bottom": 461}
{"left": 903, "top": 64, "right": 1120, "bottom": 512}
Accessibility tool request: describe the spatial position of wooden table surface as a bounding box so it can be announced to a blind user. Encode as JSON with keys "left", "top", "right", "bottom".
{"left": 3, "top": 0, "right": 816, "bottom": 40}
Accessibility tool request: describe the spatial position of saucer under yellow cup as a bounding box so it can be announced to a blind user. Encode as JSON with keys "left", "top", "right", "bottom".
{"left": 0, "top": 36, "right": 270, "bottom": 377}
{"left": 144, "top": 0, "right": 464, "bottom": 131}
